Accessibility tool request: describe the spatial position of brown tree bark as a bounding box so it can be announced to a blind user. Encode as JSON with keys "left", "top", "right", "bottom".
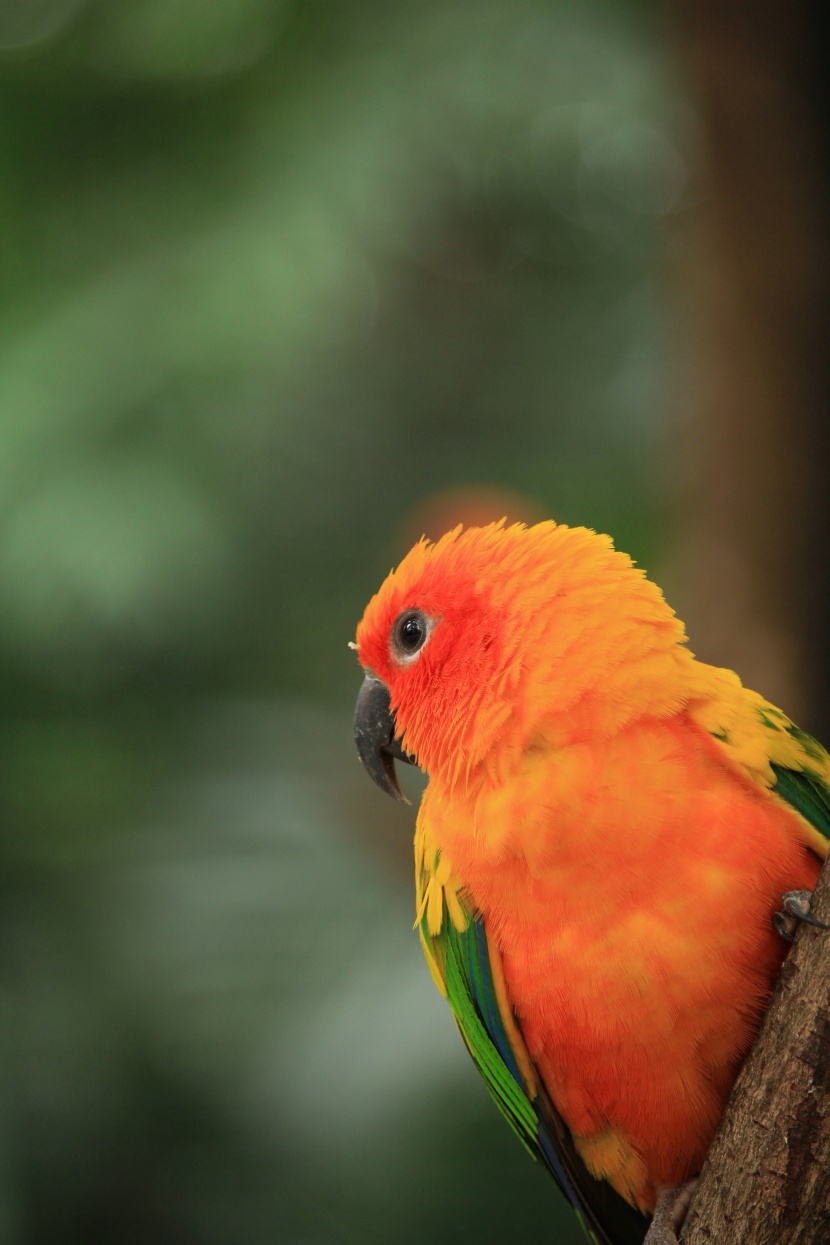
{"left": 665, "top": 2, "right": 830, "bottom": 1240}
{"left": 680, "top": 865, "right": 830, "bottom": 1244}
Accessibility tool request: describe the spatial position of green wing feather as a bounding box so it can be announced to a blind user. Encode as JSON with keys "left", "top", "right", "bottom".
{"left": 420, "top": 900, "right": 648, "bottom": 1245}
{"left": 769, "top": 725, "right": 830, "bottom": 843}
{"left": 692, "top": 669, "right": 830, "bottom": 853}
{"left": 772, "top": 762, "right": 830, "bottom": 840}
{"left": 763, "top": 714, "right": 830, "bottom": 843}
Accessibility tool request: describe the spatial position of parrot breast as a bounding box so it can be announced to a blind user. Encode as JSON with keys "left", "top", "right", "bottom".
{"left": 420, "top": 710, "right": 821, "bottom": 1209}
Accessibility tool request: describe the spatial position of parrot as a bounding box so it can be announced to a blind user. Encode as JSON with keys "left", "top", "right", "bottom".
{"left": 352, "top": 520, "right": 830, "bottom": 1245}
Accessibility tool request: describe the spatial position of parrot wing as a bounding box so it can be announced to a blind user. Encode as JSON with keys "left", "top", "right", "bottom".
{"left": 689, "top": 669, "right": 830, "bottom": 855}
{"left": 417, "top": 866, "right": 648, "bottom": 1245}
{"left": 771, "top": 753, "right": 830, "bottom": 843}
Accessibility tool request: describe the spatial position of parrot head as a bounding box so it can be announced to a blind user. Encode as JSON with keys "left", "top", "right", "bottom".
{"left": 353, "top": 520, "right": 686, "bottom": 799}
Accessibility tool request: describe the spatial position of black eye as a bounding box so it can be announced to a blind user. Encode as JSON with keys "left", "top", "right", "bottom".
{"left": 393, "top": 609, "right": 429, "bottom": 658}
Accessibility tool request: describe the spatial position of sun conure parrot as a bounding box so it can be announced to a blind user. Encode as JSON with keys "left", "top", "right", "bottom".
{"left": 352, "top": 521, "right": 830, "bottom": 1245}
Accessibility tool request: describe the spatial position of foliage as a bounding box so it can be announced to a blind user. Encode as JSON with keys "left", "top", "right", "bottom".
{"left": 0, "top": 1, "right": 682, "bottom": 1240}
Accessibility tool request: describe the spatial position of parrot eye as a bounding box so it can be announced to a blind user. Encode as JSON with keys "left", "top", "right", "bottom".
{"left": 391, "top": 609, "right": 430, "bottom": 660}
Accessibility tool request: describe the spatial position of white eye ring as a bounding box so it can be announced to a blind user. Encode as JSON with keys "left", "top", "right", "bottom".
{"left": 390, "top": 609, "right": 432, "bottom": 663}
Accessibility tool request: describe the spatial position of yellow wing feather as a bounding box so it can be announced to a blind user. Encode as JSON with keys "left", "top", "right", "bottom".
{"left": 685, "top": 659, "right": 830, "bottom": 860}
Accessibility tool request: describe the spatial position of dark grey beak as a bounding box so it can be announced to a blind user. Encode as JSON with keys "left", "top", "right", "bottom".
{"left": 354, "top": 675, "right": 416, "bottom": 803}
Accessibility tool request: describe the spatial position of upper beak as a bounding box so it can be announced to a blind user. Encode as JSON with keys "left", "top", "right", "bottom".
{"left": 354, "top": 675, "right": 416, "bottom": 803}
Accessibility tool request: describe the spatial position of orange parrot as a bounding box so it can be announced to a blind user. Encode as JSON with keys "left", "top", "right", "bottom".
{"left": 352, "top": 521, "right": 829, "bottom": 1245}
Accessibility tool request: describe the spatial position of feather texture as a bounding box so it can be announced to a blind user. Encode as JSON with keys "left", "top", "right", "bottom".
{"left": 356, "top": 521, "right": 830, "bottom": 1243}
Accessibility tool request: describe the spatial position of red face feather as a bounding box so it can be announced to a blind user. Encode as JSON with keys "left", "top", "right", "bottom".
{"left": 355, "top": 520, "right": 685, "bottom": 786}
{"left": 355, "top": 525, "right": 516, "bottom": 778}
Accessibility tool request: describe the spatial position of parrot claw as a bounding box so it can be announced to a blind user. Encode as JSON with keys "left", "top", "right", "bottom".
{"left": 773, "top": 889, "right": 829, "bottom": 942}
{"left": 773, "top": 912, "right": 795, "bottom": 943}
{"left": 643, "top": 1181, "right": 698, "bottom": 1245}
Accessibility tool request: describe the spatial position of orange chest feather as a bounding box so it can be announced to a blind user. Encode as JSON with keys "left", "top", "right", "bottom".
{"left": 422, "top": 715, "right": 821, "bottom": 1201}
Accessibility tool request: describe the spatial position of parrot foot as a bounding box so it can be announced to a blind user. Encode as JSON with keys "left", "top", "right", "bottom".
{"left": 643, "top": 1180, "right": 698, "bottom": 1245}
{"left": 773, "top": 889, "right": 829, "bottom": 943}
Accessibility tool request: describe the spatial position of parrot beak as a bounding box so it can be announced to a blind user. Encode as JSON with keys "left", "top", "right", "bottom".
{"left": 354, "top": 675, "right": 416, "bottom": 804}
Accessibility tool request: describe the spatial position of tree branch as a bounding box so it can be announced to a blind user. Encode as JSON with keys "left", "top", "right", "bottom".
{"left": 681, "top": 858, "right": 830, "bottom": 1244}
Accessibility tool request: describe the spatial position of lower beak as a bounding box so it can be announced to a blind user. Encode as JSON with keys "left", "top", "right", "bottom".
{"left": 354, "top": 675, "right": 416, "bottom": 803}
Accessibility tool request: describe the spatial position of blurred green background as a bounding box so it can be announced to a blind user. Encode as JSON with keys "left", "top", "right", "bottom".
{"left": 0, "top": 2, "right": 692, "bottom": 1242}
